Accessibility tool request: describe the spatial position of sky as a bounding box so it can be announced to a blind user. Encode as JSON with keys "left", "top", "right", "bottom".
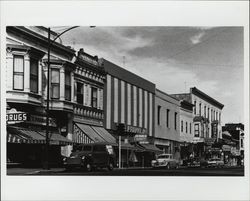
{"left": 56, "top": 26, "right": 244, "bottom": 125}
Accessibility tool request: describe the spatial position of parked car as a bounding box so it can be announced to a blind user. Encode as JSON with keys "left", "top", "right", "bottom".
{"left": 63, "top": 143, "right": 116, "bottom": 171}
{"left": 207, "top": 158, "right": 224, "bottom": 168}
{"left": 151, "top": 154, "right": 180, "bottom": 169}
{"left": 185, "top": 157, "right": 201, "bottom": 167}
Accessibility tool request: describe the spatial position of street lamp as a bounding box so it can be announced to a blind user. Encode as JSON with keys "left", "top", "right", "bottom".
{"left": 44, "top": 26, "right": 79, "bottom": 170}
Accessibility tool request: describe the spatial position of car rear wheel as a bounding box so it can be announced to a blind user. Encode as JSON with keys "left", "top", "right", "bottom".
{"left": 108, "top": 162, "right": 114, "bottom": 171}
{"left": 86, "top": 163, "right": 92, "bottom": 172}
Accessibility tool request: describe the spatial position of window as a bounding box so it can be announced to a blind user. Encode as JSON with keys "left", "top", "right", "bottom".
{"left": 174, "top": 112, "right": 177, "bottom": 130}
{"left": 219, "top": 113, "right": 221, "bottom": 123}
{"left": 194, "top": 124, "right": 199, "bottom": 137}
{"left": 241, "top": 139, "right": 243, "bottom": 148}
{"left": 65, "top": 71, "right": 71, "bottom": 101}
{"left": 51, "top": 69, "right": 60, "bottom": 99}
{"left": 208, "top": 107, "right": 210, "bottom": 120}
{"left": 91, "top": 87, "right": 98, "bottom": 108}
{"left": 76, "top": 82, "right": 84, "bottom": 104}
{"left": 190, "top": 123, "right": 191, "bottom": 134}
{"left": 181, "top": 120, "right": 183, "bottom": 132}
{"left": 157, "top": 105, "right": 161, "bottom": 125}
{"left": 194, "top": 101, "right": 196, "bottom": 115}
{"left": 30, "top": 58, "right": 38, "bottom": 93}
{"left": 199, "top": 103, "right": 201, "bottom": 116}
{"left": 166, "top": 109, "right": 170, "bottom": 127}
{"left": 204, "top": 106, "right": 206, "bottom": 118}
{"left": 13, "top": 55, "right": 24, "bottom": 90}
{"left": 186, "top": 122, "right": 188, "bottom": 133}
{"left": 216, "top": 112, "right": 218, "bottom": 121}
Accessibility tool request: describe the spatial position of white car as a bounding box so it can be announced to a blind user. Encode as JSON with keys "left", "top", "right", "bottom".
{"left": 207, "top": 158, "right": 224, "bottom": 168}
{"left": 151, "top": 154, "right": 180, "bottom": 169}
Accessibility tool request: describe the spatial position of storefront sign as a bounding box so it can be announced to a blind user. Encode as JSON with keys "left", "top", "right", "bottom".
{"left": 27, "top": 114, "right": 56, "bottom": 127}
{"left": 204, "top": 137, "right": 216, "bottom": 145}
{"left": 6, "top": 108, "right": 27, "bottom": 124}
{"left": 134, "top": 134, "right": 148, "bottom": 144}
{"left": 126, "top": 125, "right": 147, "bottom": 134}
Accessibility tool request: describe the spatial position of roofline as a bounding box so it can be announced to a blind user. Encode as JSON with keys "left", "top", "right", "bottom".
{"left": 156, "top": 88, "right": 180, "bottom": 102}
{"left": 191, "top": 87, "right": 224, "bottom": 109}
{"left": 7, "top": 26, "right": 76, "bottom": 55}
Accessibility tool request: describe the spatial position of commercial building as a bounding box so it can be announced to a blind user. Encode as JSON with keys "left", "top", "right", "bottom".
{"left": 6, "top": 26, "right": 75, "bottom": 166}
{"left": 172, "top": 87, "right": 224, "bottom": 158}
{"left": 101, "top": 59, "right": 161, "bottom": 167}
{"left": 154, "top": 89, "right": 181, "bottom": 158}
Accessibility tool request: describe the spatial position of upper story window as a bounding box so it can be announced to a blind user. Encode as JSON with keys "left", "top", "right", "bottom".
{"left": 30, "top": 58, "right": 38, "bottom": 93}
{"left": 199, "top": 103, "right": 201, "bottom": 116}
{"left": 204, "top": 106, "right": 206, "bottom": 118}
{"left": 51, "top": 69, "right": 60, "bottom": 99}
{"left": 190, "top": 123, "right": 192, "bottom": 134}
{"left": 208, "top": 107, "right": 210, "bottom": 120}
{"left": 157, "top": 105, "right": 161, "bottom": 125}
{"left": 174, "top": 112, "right": 177, "bottom": 130}
{"left": 181, "top": 120, "right": 183, "bottom": 132}
{"left": 241, "top": 139, "right": 243, "bottom": 148}
{"left": 91, "top": 87, "right": 98, "bottom": 108}
{"left": 13, "top": 55, "right": 24, "bottom": 91}
{"left": 194, "top": 124, "right": 199, "bottom": 137}
{"left": 76, "top": 82, "right": 84, "bottom": 104}
{"left": 194, "top": 101, "right": 196, "bottom": 115}
{"left": 166, "top": 109, "right": 169, "bottom": 127}
{"left": 65, "top": 71, "right": 71, "bottom": 101}
{"left": 186, "top": 122, "right": 188, "bottom": 133}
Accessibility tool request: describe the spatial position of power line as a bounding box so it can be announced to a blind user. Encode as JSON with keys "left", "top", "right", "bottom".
{"left": 166, "top": 27, "right": 229, "bottom": 60}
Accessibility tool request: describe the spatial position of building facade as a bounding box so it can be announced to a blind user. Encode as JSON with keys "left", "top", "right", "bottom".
{"left": 6, "top": 26, "right": 75, "bottom": 166}
{"left": 172, "top": 87, "right": 224, "bottom": 158}
{"left": 154, "top": 89, "right": 181, "bottom": 157}
{"left": 102, "top": 59, "right": 160, "bottom": 167}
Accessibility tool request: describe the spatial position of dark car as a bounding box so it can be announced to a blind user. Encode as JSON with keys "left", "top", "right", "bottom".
{"left": 63, "top": 143, "right": 116, "bottom": 171}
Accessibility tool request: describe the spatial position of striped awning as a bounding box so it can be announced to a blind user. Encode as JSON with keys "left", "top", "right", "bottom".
{"left": 73, "top": 123, "right": 117, "bottom": 145}
{"left": 7, "top": 126, "right": 72, "bottom": 145}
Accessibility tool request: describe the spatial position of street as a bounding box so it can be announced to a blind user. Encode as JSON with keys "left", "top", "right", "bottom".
{"left": 8, "top": 166, "right": 244, "bottom": 176}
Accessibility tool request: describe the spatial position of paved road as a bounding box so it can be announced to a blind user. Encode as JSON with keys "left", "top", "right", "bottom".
{"left": 33, "top": 166, "right": 244, "bottom": 176}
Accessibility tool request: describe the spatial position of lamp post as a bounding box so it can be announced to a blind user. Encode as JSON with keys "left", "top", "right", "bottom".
{"left": 44, "top": 26, "right": 79, "bottom": 170}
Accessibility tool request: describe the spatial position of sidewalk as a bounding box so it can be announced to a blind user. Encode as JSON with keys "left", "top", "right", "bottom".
{"left": 7, "top": 167, "right": 65, "bottom": 175}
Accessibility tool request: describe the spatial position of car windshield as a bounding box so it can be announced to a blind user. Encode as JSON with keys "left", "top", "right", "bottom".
{"left": 158, "top": 155, "right": 169, "bottom": 159}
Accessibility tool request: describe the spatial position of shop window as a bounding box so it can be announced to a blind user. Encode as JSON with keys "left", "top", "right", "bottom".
{"left": 166, "top": 109, "right": 169, "bottom": 127}
{"left": 157, "top": 105, "right": 161, "bottom": 125}
{"left": 65, "top": 71, "right": 71, "bottom": 101}
{"left": 194, "top": 124, "right": 199, "bottom": 137}
{"left": 181, "top": 120, "right": 183, "bottom": 132}
{"left": 30, "top": 58, "right": 38, "bottom": 93}
{"left": 76, "top": 82, "right": 84, "bottom": 104}
{"left": 91, "top": 87, "right": 98, "bottom": 108}
{"left": 174, "top": 112, "right": 177, "bottom": 130}
{"left": 51, "top": 69, "right": 60, "bottom": 99}
{"left": 186, "top": 122, "right": 188, "bottom": 133}
{"left": 13, "top": 55, "right": 24, "bottom": 90}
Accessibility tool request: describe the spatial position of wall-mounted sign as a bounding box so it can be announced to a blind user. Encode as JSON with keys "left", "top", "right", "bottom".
{"left": 126, "top": 125, "right": 147, "bottom": 134}
{"left": 6, "top": 108, "right": 27, "bottom": 124}
{"left": 134, "top": 134, "right": 148, "bottom": 142}
{"left": 27, "top": 114, "right": 57, "bottom": 127}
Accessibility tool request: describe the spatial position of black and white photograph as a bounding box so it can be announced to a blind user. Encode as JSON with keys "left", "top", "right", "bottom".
{"left": 1, "top": 1, "right": 249, "bottom": 201}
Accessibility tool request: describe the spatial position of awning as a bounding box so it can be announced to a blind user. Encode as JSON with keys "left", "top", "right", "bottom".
{"left": 75, "top": 123, "right": 106, "bottom": 143}
{"left": 139, "top": 144, "right": 163, "bottom": 153}
{"left": 91, "top": 126, "right": 116, "bottom": 144}
{"left": 117, "top": 142, "right": 144, "bottom": 151}
{"left": 7, "top": 126, "right": 73, "bottom": 145}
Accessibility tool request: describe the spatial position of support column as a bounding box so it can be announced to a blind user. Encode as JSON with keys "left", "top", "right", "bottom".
{"left": 38, "top": 61, "right": 42, "bottom": 96}
{"left": 6, "top": 52, "right": 13, "bottom": 90}
{"left": 71, "top": 71, "right": 74, "bottom": 102}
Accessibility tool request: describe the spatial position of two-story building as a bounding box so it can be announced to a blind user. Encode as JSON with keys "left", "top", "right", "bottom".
{"left": 154, "top": 89, "right": 181, "bottom": 159}
{"left": 6, "top": 26, "right": 75, "bottom": 166}
{"left": 172, "top": 87, "right": 224, "bottom": 158}
{"left": 101, "top": 59, "right": 160, "bottom": 167}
